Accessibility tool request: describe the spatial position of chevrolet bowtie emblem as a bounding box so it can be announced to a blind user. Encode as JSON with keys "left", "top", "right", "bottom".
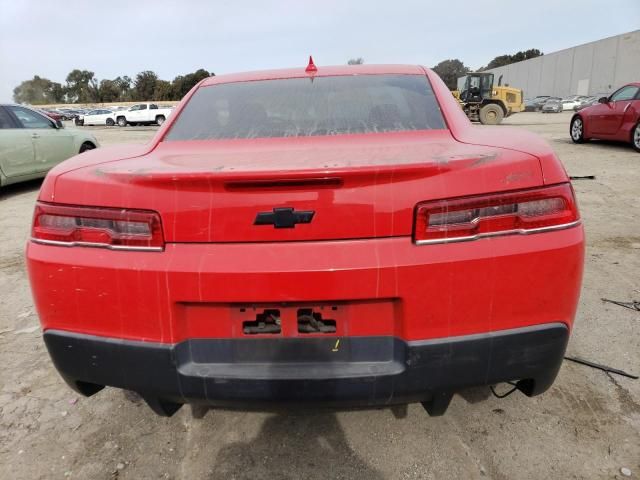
{"left": 254, "top": 207, "right": 315, "bottom": 229}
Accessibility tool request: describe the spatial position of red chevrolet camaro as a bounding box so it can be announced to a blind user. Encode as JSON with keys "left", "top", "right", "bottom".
{"left": 570, "top": 82, "right": 640, "bottom": 151}
{"left": 27, "top": 62, "right": 584, "bottom": 417}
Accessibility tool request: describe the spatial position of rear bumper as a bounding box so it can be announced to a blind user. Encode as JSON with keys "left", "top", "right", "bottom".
{"left": 44, "top": 323, "right": 569, "bottom": 411}
{"left": 27, "top": 229, "right": 584, "bottom": 343}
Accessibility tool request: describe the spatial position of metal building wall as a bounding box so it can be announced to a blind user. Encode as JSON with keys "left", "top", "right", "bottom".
{"left": 457, "top": 30, "right": 640, "bottom": 98}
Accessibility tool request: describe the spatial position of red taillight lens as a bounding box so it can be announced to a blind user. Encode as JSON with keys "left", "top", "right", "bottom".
{"left": 31, "top": 202, "right": 164, "bottom": 251}
{"left": 414, "top": 183, "right": 580, "bottom": 244}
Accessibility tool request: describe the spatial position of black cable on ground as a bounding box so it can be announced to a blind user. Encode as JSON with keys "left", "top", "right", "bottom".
{"left": 490, "top": 381, "right": 518, "bottom": 399}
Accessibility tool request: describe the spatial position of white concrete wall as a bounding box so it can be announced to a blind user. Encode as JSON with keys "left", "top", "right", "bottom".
{"left": 458, "top": 30, "right": 640, "bottom": 99}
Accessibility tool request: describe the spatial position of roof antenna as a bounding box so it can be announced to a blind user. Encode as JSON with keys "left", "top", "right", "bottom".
{"left": 305, "top": 56, "right": 318, "bottom": 73}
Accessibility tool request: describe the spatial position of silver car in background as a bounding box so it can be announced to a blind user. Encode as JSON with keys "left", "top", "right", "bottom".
{"left": 541, "top": 97, "right": 563, "bottom": 113}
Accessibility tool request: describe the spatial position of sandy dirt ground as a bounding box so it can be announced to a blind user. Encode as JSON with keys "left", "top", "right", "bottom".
{"left": 0, "top": 113, "right": 638, "bottom": 479}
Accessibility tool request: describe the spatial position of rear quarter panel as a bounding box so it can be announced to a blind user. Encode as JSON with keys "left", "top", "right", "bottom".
{"left": 423, "top": 68, "right": 569, "bottom": 185}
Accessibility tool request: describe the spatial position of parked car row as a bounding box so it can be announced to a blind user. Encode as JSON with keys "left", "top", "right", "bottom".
{"left": 38, "top": 108, "right": 91, "bottom": 121}
{"left": 524, "top": 96, "right": 554, "bottom": 111}
{"left": 524, "top": 95, "right": 598, "bottom": 113}
{"left": 76, "top": 103, "right": 174, "bottom": 127}
{"left": 572, "top": 96, "right": 603, "bottom": 111}
{"left": 27, "top": 104, "right": 175, "bottom": 127}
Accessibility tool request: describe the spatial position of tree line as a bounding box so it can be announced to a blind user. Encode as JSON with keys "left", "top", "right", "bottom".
{"left": 13, "top": 68, "right": 213, "bottom": 105}
{"left": 14, "top": 49, "right": 542, "bottom": 105}
{"left": 345, "top": 51, "right": 543, "bottom": 91}
{"left": 432, "top": 49, "right": 543, "bottom": 90}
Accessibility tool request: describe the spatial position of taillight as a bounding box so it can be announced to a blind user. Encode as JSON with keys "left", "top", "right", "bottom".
{"left": 414, "top": 183, "right": 580, "bottom": 244}
{"left": 31, "top": 202, "right": 164, "bottom": 251}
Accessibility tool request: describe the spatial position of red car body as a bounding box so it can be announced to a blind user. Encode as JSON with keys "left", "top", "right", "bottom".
{"left": 27, "top": 64, "right": 584, "bottom": 416}
{"left": 570, "top": 82, "right": 640, "bottom": 151}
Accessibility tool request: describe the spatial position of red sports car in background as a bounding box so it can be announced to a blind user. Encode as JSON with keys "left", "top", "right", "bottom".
{"left": 38, "top": 109, "right": 63, "bottom": 122}
{"left": 570, "top": 82, "right": 640, "bottom": 151}
{"left": 27, "top": 63, "right": 584, "bottom": 417}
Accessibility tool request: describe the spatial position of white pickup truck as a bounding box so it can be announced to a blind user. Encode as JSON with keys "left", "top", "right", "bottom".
{"left": 115, "top": 103, "right": 173, "bottom": 127}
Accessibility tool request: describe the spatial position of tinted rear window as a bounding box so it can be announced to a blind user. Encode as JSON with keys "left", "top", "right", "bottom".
{"left": 165, "top": 75, "right": 445, "bottom": 140}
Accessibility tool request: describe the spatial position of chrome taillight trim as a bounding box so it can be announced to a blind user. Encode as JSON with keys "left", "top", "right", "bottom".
{"left": 30, "top": 238, "right": 163, "bottom": 252}
{"left": 414, "top": 220, "right": 581, "bottom": 245}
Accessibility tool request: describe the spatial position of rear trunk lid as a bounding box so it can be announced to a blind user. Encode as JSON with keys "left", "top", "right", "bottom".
{"left": 53, "top": 131, "right": 544, "bottom": 242}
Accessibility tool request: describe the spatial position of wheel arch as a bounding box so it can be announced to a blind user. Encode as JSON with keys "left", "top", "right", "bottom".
{"left": 79, "top": 140, "right": 97, "bottom": 153}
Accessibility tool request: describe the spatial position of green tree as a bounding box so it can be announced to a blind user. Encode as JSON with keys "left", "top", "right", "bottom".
{"left": 113, "top": 76, "right": 132, "bottom": 101}
{"left": 172, "top": 68, "right": 211, "bottom": 99}
{"left": 49, "top": 82, "right": 66, "bottom": 103}
{"left": 97, "top": 79, "right": 121, "bottom": 102}
{"left": 153, "top": 80, "right": 173, "bottom": 101}
{"left": 65, "top": 69, "right": 97, "bottom": 103}
{"left": 171, "top": 75, "right": 186, "bottom": 100}
{"left": 432, "top": 59, "right": 470, "bottom": 90}
{"left": 485, "top": 49, "right": 543, "bottom": 69}
{"left": 347, "top": 57, "right": 364, "bottom": 65}
{"left": 12, "top": 76, "right": 65, "bottom": 104}
{"left": 13, "top": 68, "right": 217, "bottom": 105}
{"left": 133, "top": 71, "right": 158, "bottom": 101}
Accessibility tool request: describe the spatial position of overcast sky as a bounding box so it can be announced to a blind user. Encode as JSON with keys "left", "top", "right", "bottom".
{"left": 1, "top": 0, "right": 638, "bottom": 102}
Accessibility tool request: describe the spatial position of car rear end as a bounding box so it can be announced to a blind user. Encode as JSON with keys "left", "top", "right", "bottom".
{"left": 26, "top": 66, "right": 584, "bottom": 416}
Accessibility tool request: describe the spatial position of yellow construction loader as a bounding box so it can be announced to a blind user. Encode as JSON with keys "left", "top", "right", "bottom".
{"left": 452, "top": 72, "right": 524, "bottom": 125}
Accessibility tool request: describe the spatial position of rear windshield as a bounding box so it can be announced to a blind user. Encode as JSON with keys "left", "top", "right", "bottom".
{"left": 164, "top": 75, "right": 445, "bottom": 140}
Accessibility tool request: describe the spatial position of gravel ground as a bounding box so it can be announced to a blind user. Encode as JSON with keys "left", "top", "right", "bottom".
{"left": 0, "top": 113, "right": 638, "bottom": 479}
